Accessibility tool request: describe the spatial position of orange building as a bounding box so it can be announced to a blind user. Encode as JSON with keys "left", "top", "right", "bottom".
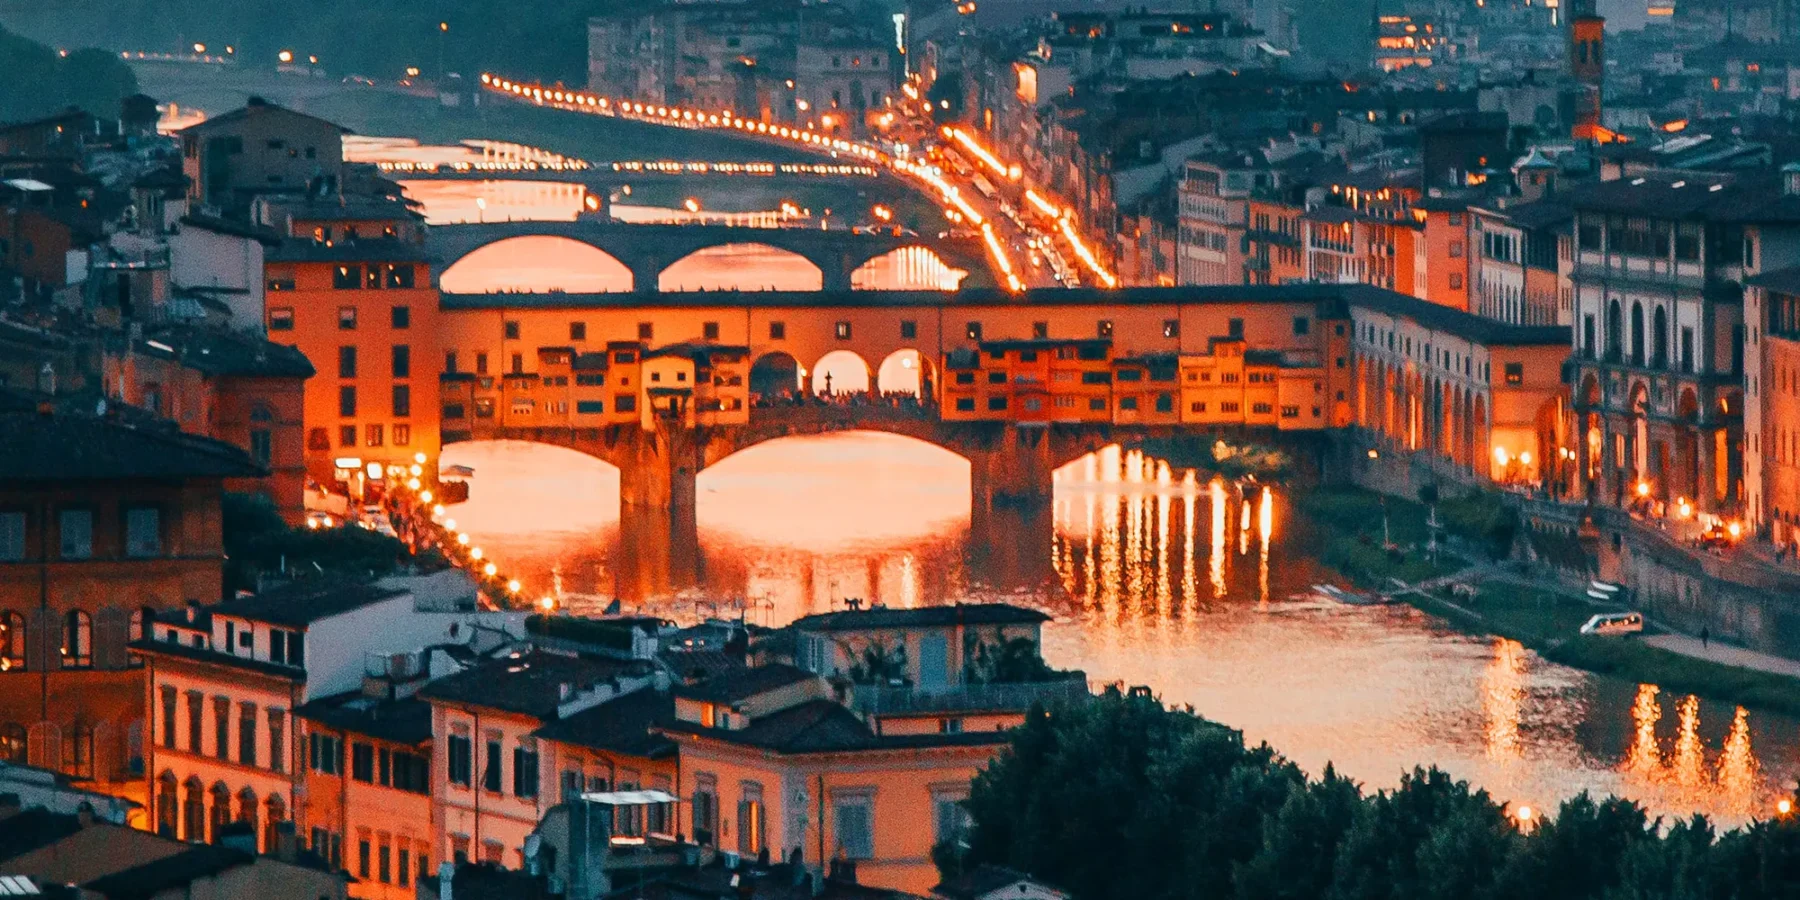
{"left": 1753, "top": 274, "right": 1800, "bottom": 553}
{"left": 1244, "top": 199, "right": 1306, "bottom": 286}
{"left": 0, "top": 407, "right": 262, "bottom": 806}
{"left": 419, "top": 650, "right": 665, "bottom": 871}
{"left": 296, "top": 665, "right": 437, "bottom": 900}
{"left": 1414, "top": 198, "right": 1471, "bottom": 311}
{"left": 106, "top": 326, "right": 315, "bottom": 522}
{"left": 264, "top": 237, "right": 439, "bottom": 492}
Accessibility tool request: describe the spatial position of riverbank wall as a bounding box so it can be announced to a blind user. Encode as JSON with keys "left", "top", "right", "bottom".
{"left": 1329, "top": 433, "right": 1800, "bottom": 663}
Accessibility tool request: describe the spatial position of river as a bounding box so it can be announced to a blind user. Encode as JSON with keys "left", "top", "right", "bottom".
{"left": 440, "top": 436, "right": 1800, "bottom": 828}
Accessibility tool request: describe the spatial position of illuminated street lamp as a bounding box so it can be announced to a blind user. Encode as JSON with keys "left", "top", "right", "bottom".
{"left": 507, "top": 579, "right": 522, "bottom": 593}
{"left": 538, "top": 596, "right": 556, "bottom": 612}
{"left": 1780, "top": 798, "right": 1794, "bottom": 816}
{"left": 684, "top": 197, "right": 701, "bottom": 213}
{"left": 192, "top": 43, "right": 206, "bottom": 54}
{"left": 470, "top": 547, "right": 484, "bottom": 560}
{"left": 483, "top": 562, "right": 498, "bottom": 577}
{"left": 456, "top": 532, "right": 470, "bottom": 545}
{"left": 414, "top": 452, "right": 428, "bottom": 465}
{"left": 278, "top": 50, "right": 293, "bottom": 63}
{"left": 419, "top": 490, "right": 434, "bottom": 503}
{"left": 308, "top": 55, "right": 318, "bottom": 65}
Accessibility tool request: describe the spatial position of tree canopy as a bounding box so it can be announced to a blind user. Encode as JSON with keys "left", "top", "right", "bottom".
{"left": 942, "top": 690, "right": 1800, "bottom": 900}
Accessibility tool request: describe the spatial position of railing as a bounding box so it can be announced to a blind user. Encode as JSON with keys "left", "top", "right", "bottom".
{"left": 850, "top": 679, "right": 1091, "bottom": 716}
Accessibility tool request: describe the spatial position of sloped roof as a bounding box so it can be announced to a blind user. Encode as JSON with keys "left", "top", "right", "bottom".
{"left": 419, "top": 649, "right": 654, "bottom": 720}
{"left": 531, "top": 686, "right": 677, "bottom": 758}
{"left": 662, "top": 699, "right": 1011, "bottom": 754}
{"left": 209, "top": 578, "right": 408, "bottom": 628}
{"left": 792, "top": 603, "right": 1049, "bottom": 633}
{"left": 0, "top": 410, "right": 264, "bottom": 482}
{"left": 673, "top": 663, "right": 816, "bottom": 703}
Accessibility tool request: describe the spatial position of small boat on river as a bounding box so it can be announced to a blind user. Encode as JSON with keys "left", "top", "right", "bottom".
{"left": 1305, "top": 584, "right": 1392, "bottom": 606}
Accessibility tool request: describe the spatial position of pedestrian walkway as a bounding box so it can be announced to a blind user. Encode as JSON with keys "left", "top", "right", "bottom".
{"left": 1642, "top": 634, "right": 1800, "bottom": 679}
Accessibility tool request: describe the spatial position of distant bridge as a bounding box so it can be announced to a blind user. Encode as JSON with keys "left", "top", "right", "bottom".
{"left": 427, "top": 220, "right": 994, "bottom": 292}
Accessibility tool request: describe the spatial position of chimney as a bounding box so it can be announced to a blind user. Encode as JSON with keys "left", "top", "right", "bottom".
{"left": 185, "top": 601, "right": 200, "bottom": 623}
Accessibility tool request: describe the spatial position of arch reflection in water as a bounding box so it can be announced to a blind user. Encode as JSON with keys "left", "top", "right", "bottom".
{"left": 849, "top": 246, "right": 967, "bottom": 291}
{"left": 657, "top": 243, "right": 823, "bottom": 292}
{"left": 438, "top": 235, "right": 635, "bottom": 293}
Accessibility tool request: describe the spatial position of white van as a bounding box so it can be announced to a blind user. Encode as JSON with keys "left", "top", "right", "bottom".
{"left": 1579, "top": 612, "right": 1644, "bottom": 636}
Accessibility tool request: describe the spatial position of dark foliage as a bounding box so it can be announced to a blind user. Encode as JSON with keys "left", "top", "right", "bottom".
{"left": 948, "top": 691, "right": 1800, "bottom": 900}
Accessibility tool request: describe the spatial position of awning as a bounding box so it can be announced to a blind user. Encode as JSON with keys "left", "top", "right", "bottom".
{"left": 580, "top": 789, "right": 679, "bottom": 807}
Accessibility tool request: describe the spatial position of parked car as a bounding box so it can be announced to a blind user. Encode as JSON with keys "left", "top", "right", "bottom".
{"left": 1579, "top": 612, "right": 1644, "bottom": 636}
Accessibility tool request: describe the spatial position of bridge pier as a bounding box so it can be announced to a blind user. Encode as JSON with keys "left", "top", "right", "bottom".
{"left": 616, "top": 428, "right": 701, "bottom": 509}
{"left": 967, "top": 425, "right": 1058, "bottom": 508}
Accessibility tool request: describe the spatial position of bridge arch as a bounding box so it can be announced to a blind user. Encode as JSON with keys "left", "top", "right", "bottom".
{"left": 438, "top": 235, "right": 635, "bottom": 293}
{"left": 750, "top": 352, "right": 803, "bottom": 402}
{"left": 811, "top": 350, "right": 872, "bottom": 395}
{"left": 876, "top": 349, "right": 933, "bottom": 398}
{"left": 658, "top": 243, "right": 823, "bottom": 292}
{"left": 850, "top": 246, "right": 967, "bottom": 291}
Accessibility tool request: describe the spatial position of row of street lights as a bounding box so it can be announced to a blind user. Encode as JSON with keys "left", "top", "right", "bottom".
{"left": 383, "top": 452, "right": 556, "bottom": 615}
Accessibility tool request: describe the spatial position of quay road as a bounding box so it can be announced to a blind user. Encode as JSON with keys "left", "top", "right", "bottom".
{"left": 477, "top": 74, "right": 1105, "bottom": 292}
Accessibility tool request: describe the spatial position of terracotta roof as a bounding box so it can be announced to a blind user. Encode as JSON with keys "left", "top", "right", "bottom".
{"left": 673, "top": 663, "right": 817, "bottom": 703}
{"left": 662, "top": 699, "right": 1011, "bottom": 754}
{"left": 0, "top": 410, "right": 264, "bottom": 482}
{"left": 177, "top": 97, "right": 349, "bottom": 136}
{"left": 419, "top": 649, "right": 655, "bottom": 720}
{"left": 531, "top": 686, "right": 677, "bottom": 758}
{"left": 294, "top": 691, "right": 433, "bottom": 745}
{"left": 209, "top": 578, "right": 407, "bottom": 628}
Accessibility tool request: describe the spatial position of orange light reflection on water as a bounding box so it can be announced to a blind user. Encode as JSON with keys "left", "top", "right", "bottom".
{"left": 438, "top": 435, "right": 1800, "bottom": 827}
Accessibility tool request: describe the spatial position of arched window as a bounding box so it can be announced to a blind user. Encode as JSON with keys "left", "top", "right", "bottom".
{"left": 1630, "top": 302, "right": 1646, "bottom": 367}
{"left": 0, "top": 611, "right": 23, "bottom": 671}
{"left": 182, "top": 777, "right": 205, "bottom": 842}
{"left": 208, "top": 782, "right": 232, "bottom": 842}
{"left": 263, "top": 794, "right": 287, "bottom": 854}
{"left": 0, "top": 723, "right": 23, "bottom": 763}
{"left": 1653, "top": 306, "right": 1670, "bottom": 369}
{"left": 62, "top": 611, "right": 91, "bottom": 669}
{"left": 63, "top": 723, "right": 93, "bottom": 779}
{"left": 237, "top": 786, "right": 259, "bottom": 849}
{"left": 1605, "top": 299, "right": 1623, "bottom": 362}
{"left": 156, "top": 771, "right": 179, "bottom": 837}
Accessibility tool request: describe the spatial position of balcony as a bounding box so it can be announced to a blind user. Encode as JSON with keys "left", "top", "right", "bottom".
{"left": 849, "top": 679, "right": 1091, "bottom": 716}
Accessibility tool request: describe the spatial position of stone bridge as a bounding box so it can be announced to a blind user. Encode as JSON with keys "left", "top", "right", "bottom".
{"left": 426, "top": 220, "right": 993, "bottom": 292}
{"left": 442, "top": 405, "right": 1233, "bottom": 512}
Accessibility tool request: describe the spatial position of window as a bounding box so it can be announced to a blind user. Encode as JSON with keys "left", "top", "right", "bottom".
{"left": 476, "top": 353, "right": 489, "bottom": 375}
{"left": 504, "top": 321, "right": 521, "bottom": 340}
{"left": 126, "top": 507, "right": 161, "bottom": 557}
{"left": 212, "top": 697, "right": 229, "bottom": 759}
{"left": 269, "top": 629, "right": 303, "bottom": 667}
{"left": 393, "top": 385, "right": 411, "bottom": 417}
{"left": 309, "top": 733, "right": 342, "bottom": 774}
{"left": 955, "top": 398, "right": 975, "bottom": 411}
{"left": 358, "top": 837, "right": 371, "bottom": 880}
{"left": 1190, "top": 401, "right": 1207, "bottom": 414}
{"left": 185, "top": 691, "right": 203, "bottom": 752}
{"left": 0, "top": 512, "right": 18, "bottom": 562}
{"left": 482, "top": 739, "right": 502, "bottom": 793}
{"left": 269, "top": 308, "right": 294, "bottom": 331}
{"left": 338, "top": 346, "right": 357, "bottom": 379}
{"left": 399, "top": 849, "right": 412, "bottom": 888}
{"left": 966, "top": 322, "right": 982, "bottom": 341}
{"left": 615, "top": 394, "right": 637, "bottom": 413}
{"left": 365, "top": 424, "right": 384, "bottom": 447}
{"left": 56, "top": 609, "right": 90, "bottom": 668}
{"left": 448, "top": 735, "right": 472, "bottom": 786}
{"left": 378, "top": 839, "right": 392, "bottom": 884}
{"left": 637, "top": 322, "right": 653, "bottom": 341}
{"left": 1120, "top": 397, "right": 1139, "bottom": 411}
{"left": 1449, "top": 273, "right": 1463, "bottom": 290}
{"left": 249, "top": 430, "right": 272, "bottom": 464}
{"left": 352, "top": 742, "right": 375, "bottom": 782}
{"left": 1080, "top": 372, "right": 1111, "bottom": 385}
{"left": 987, "top": 372, "right": 1006, "bottom": 385}
{"left": 392, "top": 345, "right": 410, "bottom": 378}
{"left": 1089, "top": 398, "right": 1107, "bottom": 411}
{"left": 238, "top": 704, "right": 257, "bottom": 766}
{"left": 511, "top": 353, "right": 523, "bottom": 374}
{"left": 738, "top": 784, "right": 765, "bottom": 855}
{"left": 834, "top": 795, "right": 873, "bottom": 859}
{"left": 339, "top": 425, "right": 357, "bottom": 447}
{"left": 512, "top": 745, "right": 539, "bottom": 798}
{"left": 337, "top": 307, "right": 358, "bottom": 331}
{"left": 268, "top": 709, "right": 285, "bottom": 773}
{"left": 836, "top": 321, "right": 852, "bottom": 340}
{"left": 158, "top": 686, "right": 176, "bottom": 746}
{"left": 1228, "top": 318, "right": 1245, "bottom": 339}
{"left": 570, "top": 322, "right": 587, "bottom": 341}
{"left": 1293, "top": 316, "right": 1310, "bottom": 336}
{"left": 1155, "top": 393, "right": 1174, "bottom": 413}
{"left": 333, "top": 265, "right": 363, "bottom": 290}
{"left": 933, "top": 794, "right": 969, "bottom": 847}
{"left": 692, "top": 777, "right": 718, "bottom": 844}
{"left": 704, "top": 321, "right": 720, "bottom": 340}
{"left": 59, "top": 509, "right": 92, "bottom": 560}
{"left": 1163, "top": 319, "right": 1179, "bottom": 338}
{"left": 391, "top": 305, "right": 410, "bottom": 329}
{"left": 339, "top": 386, "right": 357, "bottom": 418}
{"left": 987, "top": 396, "right": 1008, "bottom": 411}
{"left": 1097, "top": 319, "right": 1114, "bottom": 338}
{"left": 1504, "top": 362, "right": 1524, "bottom": 386}
{"left": 769, "top": 321, "right": 786, "bottom": 340}
{"left": 901, "top": 320, "right": 917, "bottom": 339}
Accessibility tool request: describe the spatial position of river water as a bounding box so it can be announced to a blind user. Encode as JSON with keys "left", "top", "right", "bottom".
{"left": 440, "top": 436, "right": 1800, "bottom": 827}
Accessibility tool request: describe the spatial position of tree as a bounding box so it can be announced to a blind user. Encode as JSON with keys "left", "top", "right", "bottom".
{"left": 221, "top": 492, "right": 413, "bottom": 595}
{"left": 965, "top": 637, "right": 1067, "bottom": 684}
{"left": 846, "top": 639, "right": 908, "bottom": 685}
{"left": 0, "top": 26, "right": 137, "bottom": 122}
{"left": 1235, "top": 765, "right": 1364, "bottom": 900}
